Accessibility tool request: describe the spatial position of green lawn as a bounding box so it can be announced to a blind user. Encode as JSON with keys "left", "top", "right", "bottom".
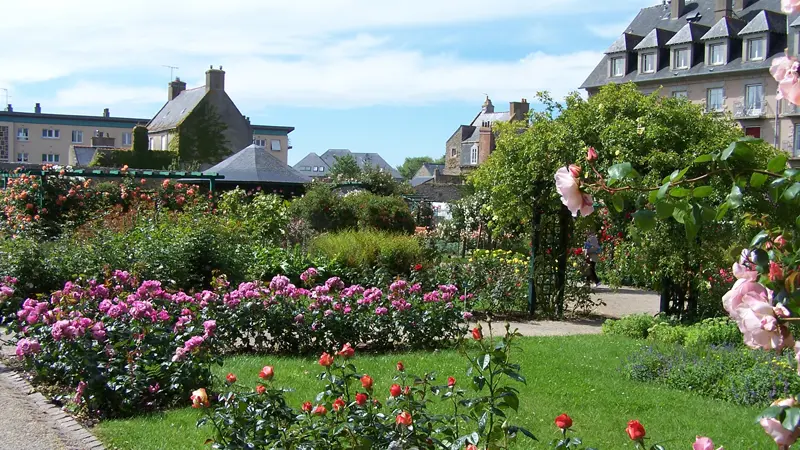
{"left": 95, "top": 334, "right": 772, "bottom": 449}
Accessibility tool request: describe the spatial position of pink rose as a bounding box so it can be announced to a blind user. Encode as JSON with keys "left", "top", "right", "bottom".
{"left": 722, "top": 279, "right": 768, "bottom": 320}
{"left": 736, "top": 294, "right": 793, "bottom": 351}
{"left": 783, "top": 0, "right": 800, "bottom": 14}
{"left": 693, "top": 436, "right": 723, "bottom": 450}
{"left": 554, "top": 167, "right": 594, "bottom": 217}
{"left": 772, "top": 54, "right": 800, "bottom": 106}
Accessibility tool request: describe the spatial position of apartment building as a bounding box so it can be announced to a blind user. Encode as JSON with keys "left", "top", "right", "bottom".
{"left": 0, "top": 104, "right": 146, "bottom": 165}
{"left": 581, "top": 0, "right": 800, "bottom": 155}
{"left": 443, "top": 96, "right": 529, "bottom": 176}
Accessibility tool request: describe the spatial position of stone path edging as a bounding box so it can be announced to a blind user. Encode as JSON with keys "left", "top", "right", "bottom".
{"left": 0, "top": 360, "right": 105, "bottom": 450}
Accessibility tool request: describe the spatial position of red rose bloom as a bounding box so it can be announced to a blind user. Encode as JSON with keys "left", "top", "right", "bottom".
{"left": 312, "top": 405, "right": 327, "bottom": 416}
{"left": 355, "top": 392, "right": 368, "bottom": 406}
{"left": 337, "top": 343, "right": 355, "bottom": 359}
{"left": 466, "top": 445, "right": 478, "bottom": 450}
{"left": 626, "top": 420, "right": 646, "bottom": 441}
{"left": 554, "top": 413, "right": 573, "bottom": 430}
{"left": 256, "top": 385, "right": 266, "bottom": 395}
{"left": 258, "top": 365, "right": 274, "bottom": 380}
{"left": 395, "top": 411, "right": 413, "bottom": 426}
{"left": 333, "top": 397, "right": 346, "bottom": 412}
{"left": 390, "top": 384, "right": 402, "bottom": 397}
{"left": 447, "top": 377, "right": 456, "bottom": 388}
{"left": 226, "top": 373, "right": 237, "bottom": 384}
{"left": 302, "top": 401, "right": 312, "bottom": 412}
{"left": 403, "top": 386, "right": 410, "bottom": 396}
{"left": 361, "top": 375, "right": 374, "bottom": 390}
{"left": 396, "top": 361, "right": 405, "bottom": 372}
{"left": 472, "top": 327, "right": 482, "bottom": 340}
{"left": 413, "top": 264, "right": 423, "bottom": 271}
{"left": 318, "top": 352, "right": 334, "bottom": 367}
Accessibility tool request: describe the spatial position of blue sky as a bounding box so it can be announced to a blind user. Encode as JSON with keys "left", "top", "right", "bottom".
{"left": 1, "top": 0, "right": 655, "bottom": 167}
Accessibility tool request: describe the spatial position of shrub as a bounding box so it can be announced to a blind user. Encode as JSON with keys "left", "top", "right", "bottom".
{"left": 646, "top": 321, "right": 686, "bottom": 345}
{"left": 602, "top": 314, "right": 663, "bottom": 339}
{"left": 309, "top": 230, "right": 426, "bottom": 276}
{"left": 289, "top": 184, "right": 357, "bottom": 232}
{"left": 683, "top": 317, "right": 742, "bottom": 347}
{"left": 624, "top": 343, "right": 800, "bottom": 407}
{"left": 89, "top": 148, "right": 177, "bottom": 169}
{"left": 343, "top": 192, "right": 415, "bottom": 234}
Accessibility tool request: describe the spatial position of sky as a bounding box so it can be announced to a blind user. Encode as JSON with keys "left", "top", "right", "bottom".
{"left": 0, "top": 0, "right": 658, "bottom": 167}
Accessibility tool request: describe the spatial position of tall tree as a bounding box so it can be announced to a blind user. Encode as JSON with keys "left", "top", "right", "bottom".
{"left": 329, "top": 154, "right": 362, "bottom": 180}
{"left": 397, "top": 156, "right": 439, "bottom": 180}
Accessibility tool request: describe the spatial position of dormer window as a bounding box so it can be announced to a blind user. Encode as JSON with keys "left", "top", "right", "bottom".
{"left": 610, "top": 57, "right": 625, "bottom": 77}
{"left": 708, "top": 43, "right": 725, "bottom": 65}
{"left": 640, "top": 52, "right": 656, "bottom": 73}
{"left": 673, "top": 47, "right": 690, "bottom": 69}
{"left": 746, "top": 37, "right": 765, "bottom": 61}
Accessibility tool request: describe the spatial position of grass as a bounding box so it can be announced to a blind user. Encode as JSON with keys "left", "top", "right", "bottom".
{"left": 95, "top": 334, "right": 772, "bottom": 449}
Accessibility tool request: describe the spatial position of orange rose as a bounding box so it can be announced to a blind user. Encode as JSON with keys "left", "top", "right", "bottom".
{"left": 256, "top": 385, "right": 266, "bottom": 395}
{"left": 319, "top": 352, "right": 334, "bottom": 367}
{"left": 312, "top": 405, "right": 327, "bottom": 416}
{"left": 554, "top": 413, "right": 572, "bottom": 430}
{"left": 626, "top": 420, "right": 646, "bottom": 441}
{"left": 396, "top": 361, "right": 405, "bottom": 372}
{"left": 337, "top": 343, "right": 355, "bottom": 359}
{"left": 355, "top": 392, "right": 368, "bottom": 406}
{"left": 333, "top": 397, "right": 346, "bottom": 412}
{"left": 472, "top": 327, "right": 482, "bottom": 340}
{"left": 190, "top": 388, "right": 209, "bottom": 408}
{"left": 259, "top": 365, "right": 274, "bottom": 380}
{"left": 361, "top": 375, "right": 373, "bottom": 390}
{"left": 395, "top": 411, "right": 413, "bottom": 427}
{"left": 225, "top": 373, "right": 237, "bottom": 384}
{"left": 301, "top": 401, "right": 312, "bottom": 412}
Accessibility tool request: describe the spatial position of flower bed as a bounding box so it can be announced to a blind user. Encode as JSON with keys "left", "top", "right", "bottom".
{"left": 10, "top": 271, "right": 467, "bottom": 417}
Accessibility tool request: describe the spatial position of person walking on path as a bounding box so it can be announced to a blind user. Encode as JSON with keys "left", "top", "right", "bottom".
{"left": 584, "top": 233, "right": 601, "bottom": 286}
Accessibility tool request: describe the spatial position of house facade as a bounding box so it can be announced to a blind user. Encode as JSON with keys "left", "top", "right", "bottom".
{"left": 444, "top": 97, "right": 529, "bottom": 176}
{"left": 581, "top": 0, "right": 800, "bottom": 155}
{"left": 293, "top": 149, "right": 403, "bottom": 179}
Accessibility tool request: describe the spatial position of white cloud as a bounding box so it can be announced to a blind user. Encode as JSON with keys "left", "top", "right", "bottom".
{"left": 0, "top": 0, "right": 640, "bottom": 110}
{"left": 587, "top": 21, "right": 634, "bottom": 39}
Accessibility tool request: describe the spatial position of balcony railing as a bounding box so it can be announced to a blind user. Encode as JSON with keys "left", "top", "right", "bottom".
{"left": 733, "top": 99, "right": 770, "bottom": 118}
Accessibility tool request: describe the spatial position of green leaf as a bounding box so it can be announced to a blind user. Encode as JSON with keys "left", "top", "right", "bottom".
{"left": 478, "top": 354, "right": 491, "bottom": 371}
{"left": 671, "top": 167, "right": 689, "bottom": 183}
{"left": 633, "top": 210, "right": 657, "bottom": 232}
{"left": 768, "top": 155, "right": 789, "bottom": 173}
{"left": 728, "top": 185, "right": 743, "bottom": 208}
{"left": 783, "top": 182, "right": 800, "bottom": 201}
{"left": 608, "top": 162, "right": 639, "bottom": 181}
{"left": 672, "top": 203, "right": 687, "bottom": 224}
{"left": 715, "top": 201, "right": 730, "bottom": 220}
{"left": 657, "top": 182, "right": 670, "bottom": 200}
{"left": 722, "top": 138, "right": 756, "bottom": 161}
{"left": 669, "top": 187, "right": 690, "bottom": 198}
{"left": 750, "top": 230, "right": 769, "bottom": 247}
{"left": 721, "top": 142, "right": 737, "bottom": 160}
{"left": 655, "top": 201, "right": 674, "bottom": 219}
{"left": 611, "top": 193, "right": 625, "bottom": 212}
{"left": 693, "top": 154, "right": 713, "bottom": 164}
{"left": 751, "top": 172, "right": 768, "bottom": 188}
{"left": 783, "top": 408, "right": 800, "bottom": 430}
{"left": 648, "top": 189, "right": 659, "bottom": 204}
{"left": 478, "top": 411, "right": 488, "bottom": 434}
{"left": 692, "top": 186, "right": 713, "bottom": 198}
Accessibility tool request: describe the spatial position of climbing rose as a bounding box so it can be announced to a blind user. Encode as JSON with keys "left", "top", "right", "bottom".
{"left": 625, "top": 420, "right": 646, "bottom": 441}
{"left": 783, "top": 0, "right": 800, "bottom": 14}
{"left": 736, "top": 296, "right": 794, "bottom": 351}
{"left": 190, "top": 388, "right": 209, "bottom": 408}
{"left": 318, "top": 352, "right": 334, "bottom": 367}
{"left": 447, "top": 376, "right": 456, "bottom": 388}
{"left": 302, "top": 401, "right": 312, "bottom": 412}
{"left": 361, "top": 375, "right": 374, "bottom": 390}
{"left": 226, "top": 373, "right": 237, "bottom": 384}
{"left": 554, "top": 166, "right": 594, "bottom": 217}
{"left": 312, "top": 405, "right": 327, "bottom": 416}
{"left": 586, "top": 146, "right": 598, "bottom": 162}
{"left": 554, "top": 413, "right": 573, "bottom": 430}
{"left": 259, "top": 365, "right": 275, "bottom": 380}
{"left": 333, "top": 397, "right": 346, "bottom": 412}
{"left": 472, "top": 327, "right": 483, "bottom": 340}
{"left": 356, "top": 392, "right": 368, "bottom": 405}
{"left": 390, "top": 384, "right": 402, "bottom": 397}
{"left": 693, "top": 436, "right": 723, "bottom": 450}
{"left": 395, "top": 411, "right": 413, "bottom": 427}
{"left": 256, "top": 385, "right": 266, "bottom": 395}
{"left": 337, "top": 343, "right": 355, "bottom": 359}
{"left": 760, "top": 398, "right": 800, "bottom": 446}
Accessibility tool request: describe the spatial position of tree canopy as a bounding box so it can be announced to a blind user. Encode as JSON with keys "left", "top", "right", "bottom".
{"left": 397, "top": 156, "right": 445, "bottom": 180}
{"left": 329, "top": 154, "right": 362, "bottom": 181}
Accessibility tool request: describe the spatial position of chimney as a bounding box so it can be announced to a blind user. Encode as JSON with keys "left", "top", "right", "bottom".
{"left": 168, "top": 77, "right": 186, "bottom": 101}
{"left": 103, "top": 108, "right": 110, "bottom": 118}
{"left": 6, "top": 104, "right": 12, "bottom": 112}
{"left": 478, "top": 120, "right": 494, "bottom": 164}
{"left": 509, "top": 98, "right": 530, "bottom": 122}
{"left": 671, "top": 0, "right": 685, "bottom": 19}
{"left": 90, "top": 133, "right": 116, "bottom": 147}
{"left": 34, "top": 103, "right": 41, "bottom": 114}
{"left": 733, "top": 0, "right": 751, "bottom": 9}
{"left": 481, "top": 96, "right": 494, "bottom": 113}
{"left": 715, "top": 0, "right": 732, "bottom": 21}
{"left": 205, "top": 65, "right": 225, "bottom": 92}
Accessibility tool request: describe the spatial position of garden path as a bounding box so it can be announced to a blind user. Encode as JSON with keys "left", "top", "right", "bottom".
{"left": 474, "top": 285, "right": 660, "bottom": 337}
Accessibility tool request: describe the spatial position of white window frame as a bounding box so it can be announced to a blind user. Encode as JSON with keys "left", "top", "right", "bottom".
{"left": 745, "top": 84, "right": 764, "bottom": 114}
{"left": 253, "top": 138, "right": 267, "bottom": 147}
{"left": 673, "top": 48, "right": 690, "bottom": 69}
{"left": 270, "top": 139, "right": 281, "bottom": 151}
{"left": 313, "top": 166, "right": 319, "bottom": 172}
{"left": 470, "top": 144, "right": 479, "bottom": 165}
{"left": 71, "top": 130, "right": 83, "bottom": 144}
{"left": 16, "top": 153, "right": 28, "bottom": 162}
{"left": 122, "top": 132, "right": 132, "bottom": 146}
{"left": 319, "top": 167, "right": 325, "bottom": 172}
{"left": 41, "top": 129, "right": 60, "bottom": 139}
{"left": 149, "top": 137, "right": 154, "bottom": 150}
{"left": 450, "top": 147, "right": 456, "bottom": 157}
{"left": 709, "top": 43, "right": 725, "bottom": 66}
{"left": 610, "top": 57, "right": 625, "bottom": 77}
{"left": 746, "top": 37, "right": 766, "bottom": 61}
{"left": 640, "top": 52, "right": 656, "bottom": 74}
{"left": 41, "top": 153, "right": 60, "bottom": 163}
{"left": 160, "top": 134, "right": 168, "bottom": 150}
{"left": 706, "top": 87, "right": 725, "bottom": 112}
{"left": 672, "top": 90, "right": 688, "bottom": 98}
{"left": 16, "top": 128, "right": 28, "bottom": 141}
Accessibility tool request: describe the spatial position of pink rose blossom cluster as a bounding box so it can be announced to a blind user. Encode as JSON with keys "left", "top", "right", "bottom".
{"left": 554, "top": 165, "right": 594, "bottom": 217}
{"left": 15, "top": 338, "right": 41, "bottom": 359}
{"left": 173, "top": 335, "right": 207, "bottom": 362}
{"left": 324, "top": 277, "right": 345, "bottom": 291}
{"left": 300, "top": 267, "right": 318, "bottom": 284}
{"left": 771, "top": 53, "right": 800, "bottom": 106}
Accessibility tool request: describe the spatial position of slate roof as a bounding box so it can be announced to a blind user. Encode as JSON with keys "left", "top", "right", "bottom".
{"left": 606, "top": 33, "right": 644, "bottom": 53}
{"left": 206, "top": 144, "right": 310, "bottom": 184}
{"left": 410, "top": 176, "right": 434, "bottom": 187}
{"left": 792, "top": 14, "right": 800, "bottom": 27}
{"left": 418, "top": 163, "right": 445, "bottom": 174}
{"left": 581, "top": 0, "right": 791, "bottom": 90}
{"left": 739, "top": 9, "right": 786, "bottom": 35}
{"left": 71, "top": 146, "right": 99, "bottom": 166}
{"left": 293, "top": 152, "right": 328, "bottom": 174}
{"left": 665, "top": 23, "right": 710, "bottom": 45}
{"left": 147, "top": 87, "right": 207, "bottom": 133}
{"left": 470, "top": 111, "right": 510, "bottom": 127}
{"left": 633, "top": 28, "right": 676, "bottom": 50}
{"left": 701, "top": 16, "right": 747, "bottom": 40}
{"left": 318, "top": 149, "right": 403, "bottom": 179}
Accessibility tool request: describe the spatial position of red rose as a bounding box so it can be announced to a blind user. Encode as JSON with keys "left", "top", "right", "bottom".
{"left": 256, "top": 385, "right": 266, "bottom": 395}
{"left": 626, "top": 420, "right": 646, "bottom": 441}
{"left": 396, "top": 361, "right": 405, "bottom": 372}
{"left": 395, "top": 411, "right": 413, "bottom": 426}
{"left": 259, "top": 366, "right": 274, "bottom": 380}
{"left": 333, "top": 397, "right": 346, "bottom": 412}
{"left": 312, "top": 405, "right": 327, "bottom": 416}
{"left": 414, "top": 264, "right": 423, "bottom": 271}
{"left": 226, "top": 373, "right": 237, "bottom": 384}
{"left": 554, "top": 413, "right": 573, "bottom": 430}
{"left": 319, "top": 352, "right": 334, "bottom": 367}
{"left": 355, "top": 392, "right": 368, "bottom": 405}
{"left": 472, "top": 327, "right": 482, "bottom": 340}
{"left": 301, "top": 401, "right": 312, "bottom": 412}
{"left": 361, "top": 375, "right": 374, "bottom": 390}
{"left": 390, "top": 384, "right": 402, "bottom": 397}
{"left": 403, "top": 386, "right": 410, "bottom": 396}
{"left": 447, "top": 377, "right": 456, "bottom": 388}
{"left": 337, "top": 343, "right": 355, "bottom": 359}
{"left": 466, "top": 445, "right": 478, "bottom": 450}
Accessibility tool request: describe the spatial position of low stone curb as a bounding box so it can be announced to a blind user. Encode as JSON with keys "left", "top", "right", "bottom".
{"left": 0, "top": 362, "right": 105, "bottom": 450}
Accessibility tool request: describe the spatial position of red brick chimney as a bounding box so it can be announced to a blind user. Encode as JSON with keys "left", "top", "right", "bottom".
{"left": 509, "top": 98, "right": 529, "bottom": 122}
{"left": 478, "top": 121, "right": 494, "bottom": 164}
